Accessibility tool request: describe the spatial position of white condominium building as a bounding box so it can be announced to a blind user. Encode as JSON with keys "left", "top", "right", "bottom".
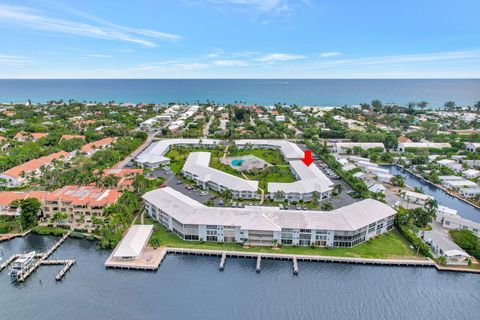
{"left": 235, "top": 139, "right": 304, "bottom": 160}
{"left": 182, "top": 152, "right": 259, "bottom": 199}
{"left": 268, "top": 160, "right": 334, "bottom": 202}
{"left": 143, "top": 187, "right": 396, "bottom": 247}
{"left": 135, "top": 138, "right": 221, "bottom": 169}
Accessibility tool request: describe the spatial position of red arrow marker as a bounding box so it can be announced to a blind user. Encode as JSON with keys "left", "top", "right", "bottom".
{"left": 301, "top": 150, "right": 314, "bottom": 166}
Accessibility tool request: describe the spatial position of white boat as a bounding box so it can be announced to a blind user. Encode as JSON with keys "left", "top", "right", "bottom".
{"left": 8, "top": 251, "right": 36, "bottom": 280}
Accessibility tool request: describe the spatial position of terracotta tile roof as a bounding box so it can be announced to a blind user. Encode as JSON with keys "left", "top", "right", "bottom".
{"left": 81, "top": 137, "right": 116, "bottom": 153}
{"left": 2, "top": 150, "right": 70, "bottom": 178}
{"left": 45, "top": 185, "right": 121, "bottom": 207}
{"left": 0, "top": 191, "right": 48, "bottom": 206}
{"left": 102, "top": 168, "right": 143, "bottom": 177}
{"left": 398, "top": 136, "right": 412, "bottom": 143}
{"left": 0, "top": 136, "right": 6, "bottom": 142}
{"left": 61, "top": 134, "right": 86, "bottom": 141}
{"left": 14, "top": 132, "right": 48, "bottom": 140}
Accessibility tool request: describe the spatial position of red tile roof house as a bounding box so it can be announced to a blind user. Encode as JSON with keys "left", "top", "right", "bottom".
{"left": 13, "top": 132, "right": 48, "bottom": 142}
{"left": 0, "top": 191, "right": 49, "bottom": 216}
{"left": 0, "top": 151, "right": 72, "bottom": 187}
{"left": 60, "top": 134, "right": 86, "bottom": 141}
{"left": 102, "top": 168, "right": 143, "bottom": 191}
{"left": 80, "top": 137, "right": 116, "bottom": 156}
{"left": 40, "top": 186, "right": 122, "bottom": 230}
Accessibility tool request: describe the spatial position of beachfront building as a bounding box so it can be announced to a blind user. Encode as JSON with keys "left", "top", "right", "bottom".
{"left": 182, "top": 152, "right": 259, "bottom": 199}
{"left": 333, "top": 142, "right": 385, "bottom": 154}
{"left": 397, "top": 142, "right": 451, "bottom": 152}
{"left": 110, "top": 225, "right": 154, "bottom": 261}
{"left": 143, "top": 187, "right": 395, "bottom": 247}
{"left": 41, "top": 185, "right": 122, "bottom": 228}
{"left": 80, "top": 137, "right": 116, "bottom": 156}
{"left": 267, "top": 160, "right": 333, "bottom": 202}
{"left": 0, "top": 151, "right": 72, "bottom": 187}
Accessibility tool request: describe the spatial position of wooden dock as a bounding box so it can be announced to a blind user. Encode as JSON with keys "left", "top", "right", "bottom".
{"left": 105, "top": 247, "right": 167, "bottom": 271}
{"left": 219, "top": 252, "right": 226, "bottom": 270}
{"left": 166, "top": 247, "right": 436, "bottom": 273}
{"left": 292, "top": 257, "right": 298, "bottom": 274}
{"left": 256, "top": 255, "right": 261, "bottom": 272}
{"left": 1, "top": 230, "right": 76, "bottom": 282}
{"left": 0, "top": 254, "right": 20, "bottom": 271}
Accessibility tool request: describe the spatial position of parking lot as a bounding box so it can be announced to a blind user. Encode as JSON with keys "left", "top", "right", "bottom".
{"left": 146, "top": 168, "right": 215, "bottom": 204}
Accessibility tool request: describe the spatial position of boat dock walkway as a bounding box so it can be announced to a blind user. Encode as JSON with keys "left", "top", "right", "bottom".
{"left": 166, "top": 247, "right": 436, "bottom": 274}
{"left": 0, "top": 230, "right": 76, "bottom": 282}
{"left": 104, "top": 246, "right": 480, "bottom": 275}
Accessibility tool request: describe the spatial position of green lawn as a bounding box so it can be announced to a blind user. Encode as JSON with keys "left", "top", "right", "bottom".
{"left": 0, "top": 216, "right": 23, "bottom": 234}
{"left": 165, "top": 147, "right": 295, "bottom": 190}
{"left": 146, "top": 217, "right": 422, "bottom": 259}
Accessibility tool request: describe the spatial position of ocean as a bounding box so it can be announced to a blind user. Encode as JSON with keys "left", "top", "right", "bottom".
{"left": 0, "top": 79, "right": 479, "bottom": 106}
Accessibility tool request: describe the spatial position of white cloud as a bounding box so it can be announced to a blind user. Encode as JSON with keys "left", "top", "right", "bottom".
{"left": 200, "top": 0, "right": 290, "bottom": 13}
{"left": 256, "top": 53, "right": 304, "bottom": 62}
{"left": 174, "top": 63, "right": 210, "bottom": 70}
{"left": 85, "top": 54, "right": 112, "bottom": 58}
{"left": 309, "top": 50, "right": 480, "bottom": 68}
{"left": 213, "top": 59, "right": 248, "bottom": 66}
{"left": 319, "top": 52, "right": 341, "bottom": 58}
{"left": 0, "top": 54, "right": 31, "bottom": 65}
{"left": 0, "top": 5, "right": 181, "bottom": 47}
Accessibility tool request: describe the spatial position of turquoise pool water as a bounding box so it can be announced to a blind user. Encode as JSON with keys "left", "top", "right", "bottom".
{"left": 231, "top": 159, "right": 245, "bottom": 166}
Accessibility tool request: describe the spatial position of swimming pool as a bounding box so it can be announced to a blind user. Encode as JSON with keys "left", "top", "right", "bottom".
{"left": 231, "top": 159, "right": 245, "bottom": 166}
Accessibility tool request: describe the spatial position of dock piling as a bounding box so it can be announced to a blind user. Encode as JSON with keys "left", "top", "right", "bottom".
{"left": 256, "top": 255, "right": 261, "bottom": 272}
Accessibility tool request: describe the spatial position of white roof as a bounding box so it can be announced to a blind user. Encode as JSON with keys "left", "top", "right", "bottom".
{"left": 404, "top": 191, "right": 433, "bottom": 201}
{"left": 268, "top": 161, "right": 333, "bottom": 194}
{"left": 368, "top": 184, "right": 386, "bottom": 193}
{"left": 235, "top": 139, "right": 304, "bottom": 159}
{"left": 113, "top": 225, "right": 153, "bottom": 258}
{"left": 443, "top": 250, "right": 470, "bottom": 258}
{"left": 439, "top": 175, "right": 464, "bottom": 181}
{"left": 183, "top": 152, "right": 258, "bottom": 192}
{"left": 444, "top": 180, "right": 478, "bottom": 188}
{"left": 437, "top": 205, "right": 457, "bottom": 216}
{"left": 335, "top": 142, "right": 385, "bottom": 150}
{"left": 463, "top": 169, "right": 480, "bottom": 176}
{"left": 136, "top": 138, "right": 221, "bottom": 165}
{"left": 367, "top": 166, "right": 390, "bottom": 174}
{"left": 143, "top": 187, "right": 396, "bottom": 232}
{"left": 437, "top": 159, "right": 455, "bottom": 165}
{"left": 400, "top": 142, "right": 451, "bottom": 149}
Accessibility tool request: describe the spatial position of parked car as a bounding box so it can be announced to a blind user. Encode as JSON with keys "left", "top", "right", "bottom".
{"left": 200, "top": 191, "right": 208, "bottom": 196}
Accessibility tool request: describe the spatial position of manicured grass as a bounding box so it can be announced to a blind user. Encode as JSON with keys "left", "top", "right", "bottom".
{"left": 146, "top": 217, "right": 422, "bottom": 259}
{"left": 31, "top": 225, "right": 67, "bottom": 236}
{"left": 165, "top": 147, "right": 295, "bottom": 189}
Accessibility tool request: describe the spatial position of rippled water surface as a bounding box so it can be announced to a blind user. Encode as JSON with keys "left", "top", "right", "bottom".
{"left": 1, "top": 235, "right": 479, "bottom": 320}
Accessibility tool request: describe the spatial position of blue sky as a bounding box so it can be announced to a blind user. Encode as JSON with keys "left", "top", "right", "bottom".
{"left": 0, "top": 0, "right": 479, "bottom": 78}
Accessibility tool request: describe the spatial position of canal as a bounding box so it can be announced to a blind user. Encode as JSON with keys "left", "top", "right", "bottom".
{"left": 383, "top": 165, "right": 480, "bottom": 223}
{"left": 1, "top": 235, "right": 479, "bottom": 320}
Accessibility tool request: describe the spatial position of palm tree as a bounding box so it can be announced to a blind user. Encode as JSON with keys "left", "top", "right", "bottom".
{"left": 444, "top": 101, "right": 456, "bottom": 111}
{"left": 273, "top": 190, "right": 285, "bottom": 201}
{"left": 221, "top": 189, "right": 233, "bottom": 202}
{"left": 424, "top": 198, "right": 438, "bottom": 217}
{"left": 390, "top": 174, "right": 405, "bottom": 187}
{"left": 417, "top": 101, "right": 428, "bottom": 111}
